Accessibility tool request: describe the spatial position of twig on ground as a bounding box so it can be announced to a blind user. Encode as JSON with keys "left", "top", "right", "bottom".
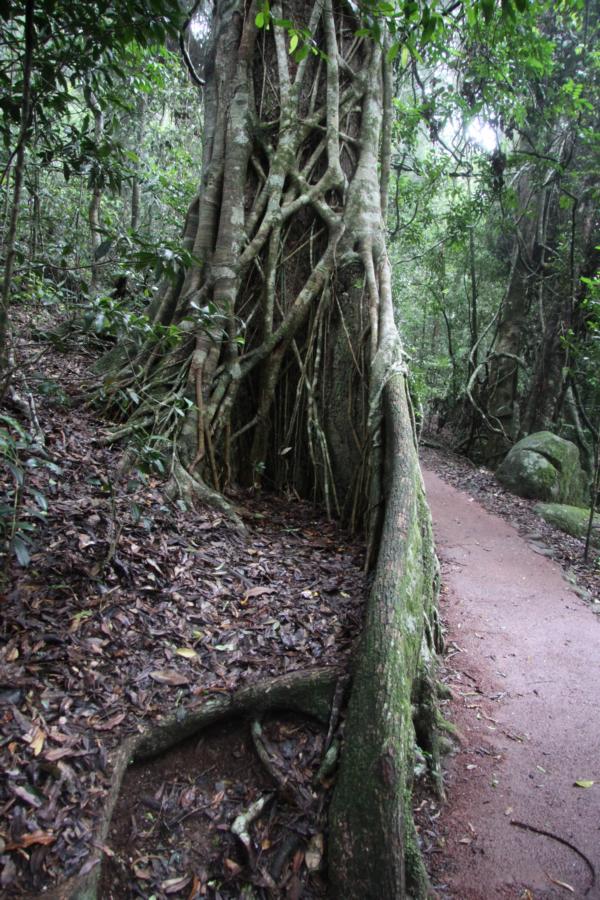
{"left": 510, "top": 820, "right": 596, "bottom": 894}
{"left": 231, "top": 792, "right": 274, "bottom": 867}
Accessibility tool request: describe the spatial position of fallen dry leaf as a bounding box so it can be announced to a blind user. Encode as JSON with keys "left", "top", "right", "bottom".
{"left": 547, "top": 874, "right": 575, "bottom": 893}
{"left": 162, "top": 875, "right": 191, "bottom": 893}
{"left": 224, "top": 858, "right": 242, "bottom": 875}
{"left": 305, "top": 833, "right": 324, "bottom": 871}
{"left": 149, "top": 670, "right": 190, "bottom": 686}
{"left": 244, "top": 585, "right": 276, "bottom": 600}
{"left": 5, "top": 830, "right": 55, "bottom": 851}
{"left": 92, "top": 712, "right": 126, "bottom": 731}
{"left": 175, "top": 647, "right": 197, "bottom": 659}
{"left": 30, "top": 727, "right": 45, "bottom": 756}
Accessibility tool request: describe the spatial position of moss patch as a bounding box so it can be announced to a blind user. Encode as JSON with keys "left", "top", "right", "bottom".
{"left": 534, "top": 503, "right": 600, "bottom": 547}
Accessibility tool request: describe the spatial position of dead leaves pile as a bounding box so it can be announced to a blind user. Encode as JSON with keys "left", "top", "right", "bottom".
{"left": 0, "top": 341, "right": 365, "bottom": 896}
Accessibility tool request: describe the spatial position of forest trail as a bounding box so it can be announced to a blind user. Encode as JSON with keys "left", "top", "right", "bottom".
{"left": 421, "top": 466, "right": 600, "bottom": 900}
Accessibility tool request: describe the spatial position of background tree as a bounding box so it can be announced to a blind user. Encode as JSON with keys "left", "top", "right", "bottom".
{"left": 394, "top": 0, "right": 599, "bottom": 474}
{"left": 0, "top": 0, "right": 184, "bottom": 384}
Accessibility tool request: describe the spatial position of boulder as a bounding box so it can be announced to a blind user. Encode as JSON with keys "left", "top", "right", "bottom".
{"left": 496, "top": 431, "right": 586, "bottom": 505}
{"left": 534, "top": 503, "right": 600, "bottom": 548}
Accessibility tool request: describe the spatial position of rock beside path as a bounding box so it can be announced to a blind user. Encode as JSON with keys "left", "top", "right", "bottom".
{"left": 496, "top": 431, "right": 586, "bottom": 505}
{"left": 535, "top": 502, "right": 600, "bottom": 548}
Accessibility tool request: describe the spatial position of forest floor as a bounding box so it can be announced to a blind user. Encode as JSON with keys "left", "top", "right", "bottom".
{"left": 418, "top": 447, "right": 600, "bottom": 900}
{"left": 0, "top": 307, "right": 366, "bottom": 898}
{"left": 3, "top": 305, "right": 600, "bottom": 899}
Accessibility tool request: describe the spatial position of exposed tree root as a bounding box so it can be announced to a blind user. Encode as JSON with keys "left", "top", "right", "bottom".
{"left": 42, "top": 666, "right": 341, "bottom": 900}
{"left": 329, "top": 363, "right": 441, "bottom": 899}
{"left": 165, "top": 453, "right": 245, "bottom": 530}
{"left": 232, "top": 792, "right": 275, "bottom": 867}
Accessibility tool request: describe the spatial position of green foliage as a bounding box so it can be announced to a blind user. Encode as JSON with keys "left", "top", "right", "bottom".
{"left": 84, "top": 294, "right": 181, "bottom": 348}
{"left": 0, "top": 415, "right": 60, "bottom": 571}
{"left": 387, "top": 0, "right": 599, "bottom": 446}
{"left": 1, "top": 2, "right": 201, "bottom": 331}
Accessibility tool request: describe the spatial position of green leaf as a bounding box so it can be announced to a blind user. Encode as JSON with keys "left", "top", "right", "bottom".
{"left": 401, "top": 45, "right": 410, "bottom": 67}
{"left": 289, "top": 33, "right": 299, "bottom": 53}
{"left": 574, "top": 780, "right": 595, "bottom": 788}
{"left": 526, "top": 56, "right": 544, "bottom": 73}
{"left": 8, "top": 463, "right": 24, "bottom": 487}
{"left": 13, "top": 536, "right": 31, "bottom": 567}
{"left": 501, "top": 0, "right": 516, "bottom": 20}
{"left": 294, "top": 44, "right": 309, "bottom": 62}
{"left": 422, "top": 18, "right": 436, "bottom": 42}
{"left": 255, "top": 11, "right": 265, "bottom": 28}
{"left": 32, "top": 491, "right": 48, "bottom": 512}
{"left": 387, "top": 42, "right": 399, "bottom": 63}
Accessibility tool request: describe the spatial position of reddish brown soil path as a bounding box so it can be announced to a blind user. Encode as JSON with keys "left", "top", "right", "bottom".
{"left": 421, "top": 466, "right": 600, "bottom": 900}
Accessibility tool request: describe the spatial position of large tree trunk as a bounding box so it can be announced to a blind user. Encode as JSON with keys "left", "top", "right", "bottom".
{"left": 471, "top": 123, "right": 580, "bottom": 466}
{"left": 521, "top": 193, "right": 599, "bottom": 436}
{"left": 100, "top": 2, "right": 441, "bottom": 894}
{"left": 472, "top": 159, "right": 557, "bottom": 465}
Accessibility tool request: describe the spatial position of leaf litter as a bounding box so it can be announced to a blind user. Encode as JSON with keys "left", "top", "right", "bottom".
{"left": 0, "top": 308, "right": 367, "bottom": 896}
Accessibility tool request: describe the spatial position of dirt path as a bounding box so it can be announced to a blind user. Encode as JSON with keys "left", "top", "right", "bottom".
{"left": 421, "top": 466, "right": 600, "bottom": 900}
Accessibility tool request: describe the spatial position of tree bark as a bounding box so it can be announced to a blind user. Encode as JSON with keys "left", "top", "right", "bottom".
{"left": 130, "top": 96, "right": 145, "bottom": 232}
{"left": 329, "top": 367, "right": 440, "bottom": 898}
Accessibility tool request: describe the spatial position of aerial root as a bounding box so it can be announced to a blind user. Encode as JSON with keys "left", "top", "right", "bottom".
{"left": 165, "top": 454, "right": 245, "bottom": 529}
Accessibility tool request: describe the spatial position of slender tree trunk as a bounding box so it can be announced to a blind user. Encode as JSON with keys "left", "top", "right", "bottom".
{"left": 473, "top": 159, "right": 557, "bottom": 464}
{"left": 29, "top": 159, "right": 41, "bottom": 263}
{"left": 130, "top": 96, "right": 145, "bottom": 232}
{"left": 86, "top": 88, "right": 104, "bottom": 294}
{"left": 584, "top": 431, "right": 599, "bottom": 562}
{"left": 467, "top": 178, "right": 478, "bottom": 379}
{"left": 521, "top": 193, "right": 598, "bottom": 435}
{"left": 0, "top": 0, "right": 35, "bottom": 383}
